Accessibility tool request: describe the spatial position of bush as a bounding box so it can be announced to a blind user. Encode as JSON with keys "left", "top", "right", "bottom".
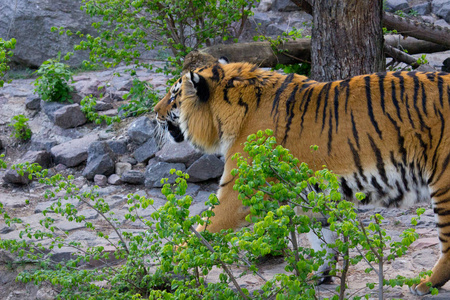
{"left": 34, "top": 53, "right": 74, "bottom": 103}
{"left": 0, "top": 37, "right": 16, "bottom": 87}
{"left": 0, "top": 131, "right": 433, "bottom": 299}
{"left": 80, "top": 95, "right": 121, "bottom": 125}
{"left": 9, "top": 114, "right": 32, "bottom": 141}
{"left": 118, "top": 78, "right": 161, "bottom": 117}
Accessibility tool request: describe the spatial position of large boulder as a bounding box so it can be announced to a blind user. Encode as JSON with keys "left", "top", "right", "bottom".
{"left": 186, "top": 155, "right": 224, "bottom": 182}
{"left": 144, "top": 162, "right": 186, "bottom": 188}
{"left": 50, "top": 134, "right": 99, "bottom": 167}
{"left": 127, "top": 116, "right": 156, "bottom": 145}
{"left": 0, "top": 0, "right": 97, "bottom": 67}
{"left": 433, "top": 0, "right": 450, "bottom": 23}
{"left": 82, "top": 141, "right": 116, "bottom": 180}
{"left": 54, "top": 104, "right": 87, "bottom": 129}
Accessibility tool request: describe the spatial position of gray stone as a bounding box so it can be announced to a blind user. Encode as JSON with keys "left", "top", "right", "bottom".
{"left": 50, "top": 134, "right": 98, "bottom": 167}
{"left": 266, "top": 23, "right": 291, "bottom": 36}
{"left": 121, "top": 170, "right": 145, "bottom": 185}
{"left": 411, "top": 3, "right": 431, "bottom": 15}
{"left": 156, "top": 140, "right": 202, "bottom": 167}
{"left": 54, "top": 104, "right": 87, "bottom": 129}
{"left": 186, "top": 154, "right": 224, "bottom": 182}
{"left": 423, "top": 291, "right": 450, "bottom": 299}
{"left": 107, "top": 174, "right": 122, "bottom": 185}
{"left": 127, "top": 116, "right": 155, "bottom": 144}
{"left": 134, "top": 137, "right": 159, "bottom": 163}
{"left": 144, "top": 162, "right": 186, "bottom": 188}
{"left": 22, "top": 150, "right": 52, "bottom": 168}
{"left": 41, "top": 101, "right": 66, "bottom": 123}
{"left": 272, "top": 0, "right": 300, "bottom": 12}
{"left": 107, "top": 139, "right": 128, "bottom": 155}
{"left": 94, "top": 101, "right": 113, "bottom": 111}
{"left": 73, "top": 78, "right": 106, "bottom": 98}
{"left": 257, "top": 0, "right": 272, "bottom": 12}
{"left": 94, "top": 174, "right": 108, "bottom": 186}
{"left": 432, "top": 0, "right": 450, "bottom": 23}
{"left": 3, "top": 169, "right": 31, "bottom": 185}
{"left": 385, "top": 0, "right": 410, "bottom": 13}
{"left": 82, "top": 141, "right": 117, "bottom": 180}
{"left": 35, "top": 198, "right": 80, "bottom": 213}
{"left": 49, "top": 246, "right": 79, "bottom": 262}
{"left": 83, "top": 154, "right": 115, "bottom": 180}
{"left": 116, "top": 162, "right": 132, "bottom": 176}
{"left": 25, "top": 94, "right": 41, "bottom": 110}
{"left": 56, "top": 221, "right": 86, "bottom": 232}
{"left": 78, "top": 209, "right": 99, "bottom": 220}
{"left": 30, "top": 137, "right": 57, "bottom": 152}
{"left": 0, "top": 0, "right": 98, "bottom": 67}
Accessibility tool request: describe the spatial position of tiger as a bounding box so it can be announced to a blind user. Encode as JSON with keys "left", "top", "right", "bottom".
{"left": 154, "top": 60, "right": 450, "bottom": 295}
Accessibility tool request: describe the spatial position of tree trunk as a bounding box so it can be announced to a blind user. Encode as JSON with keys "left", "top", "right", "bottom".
{"left": 310, "top": 0, "right": 384, "bottom": 81}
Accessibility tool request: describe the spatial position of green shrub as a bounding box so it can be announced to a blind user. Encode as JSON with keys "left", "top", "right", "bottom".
{"left": 0, "top": 131, "right": 434, "bottom": 299}
{"left": 0, "top": 38, "right": 16, "bottom": 87}
{"left": 34, "top": 53, "right": 74, "bottom": 103}
{"left": 80, "top": 95, "right": 121, "bottom": 125}
{"left": 9, "top": 114, "right": 32, "bottom": 141}
{"left": 119, "top": 78, "right": 160, "bottom": 117}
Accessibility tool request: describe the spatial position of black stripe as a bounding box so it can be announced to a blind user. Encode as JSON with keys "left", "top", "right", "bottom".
{"left": 282, "top": 85, "right": 299, "bottom": 144}
{"left": 405, "top": 94, "right": 415, "bottom": 129}
{"left": 436, "top": 221, "right": 450, "bottom": 228}
{"left": 211, "top": 64, "right": 223, "bottom": 82}
{"left": 299, "top": 88, "right": 314, "bottom": 135}
{"left": 434, "top": 198, "right": 450, "bottom": 205}
{"left": 432, "top": 152, "right": 450, "bottom": 186}
{"left": 271, "top": 73, "right": 294, "bottom": 118}
{"left": 321, "top": 83, "right": 332, "bottom": 133}
{"left": 340, "top": 79, "right": 350, "bottom": 113}
{"left": 367, "top": 134, "right": 389, "bottom": 186}
{"left": 421, "top": 82, "right": 428, "bottom": 116}
{"left": 386, "top": 113, "right": 407, "bottom": 165}
{"left": 256, "top": 86, "right": 262, "bottom": 108}
{"left": 378, "top": 73, "right": 386, "bottom": 114}
{"left": 434, "top": 207, "right": 450, "bottom": 216}
{"left": 390, "top": 80, "right": 403, "bottom": 122}
{"left": 340, "top": 178, "right": 353, "bottom": 199}
{"left": 353, "top": 172, "right": 364, "bottom": 190}
{"left": 428, "top": 111, "right": 446, "bottom": 184}
{"left": 364, "top": 76, "right": 382, "bottom": 139}
{"left": 371, "top": 176, "right": 386, "bottom": 197}
{"left": 348, "top": 139, "right": 367, "bottom": 182}
{"left": 438, "top": 75, "right": 444, "bottom": 107}
{"left": 426, "top": 73, "right": 436, "bottom": 81}
{"left": 238, "top": 96, "right": 249, "bottom": 116}
{"left": 334, "top": 86, "right": 339, "bottom": 132}
{"left": 327, "top": 112, "right": 333, "bottom": 155}
{"left": 392, "top": 72, "right": 405, "bottom": 103}
{"left": 350, "top": 111, "right": 360, "bottom": 149}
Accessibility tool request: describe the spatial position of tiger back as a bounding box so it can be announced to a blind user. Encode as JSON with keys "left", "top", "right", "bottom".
{"left": 154, "top": 62, "right": 450, "bottom": 295}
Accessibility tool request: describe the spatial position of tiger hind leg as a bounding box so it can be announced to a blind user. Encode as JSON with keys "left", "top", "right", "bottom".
{"left": 410, "top": 170, "right": 450, "bottom": 295}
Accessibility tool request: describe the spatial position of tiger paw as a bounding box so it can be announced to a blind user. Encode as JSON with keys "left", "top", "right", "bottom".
{"left": 409, "top": 280, "right": 433, "bottom": 296}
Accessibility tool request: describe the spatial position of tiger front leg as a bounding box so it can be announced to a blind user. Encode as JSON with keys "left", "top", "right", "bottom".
{"left": 195, "top": 178, "right": 250, "bottom": 233}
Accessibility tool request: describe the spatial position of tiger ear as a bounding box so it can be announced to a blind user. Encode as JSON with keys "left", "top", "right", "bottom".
{"left": 186, "top": 71, "right": 210, "bottom": 102}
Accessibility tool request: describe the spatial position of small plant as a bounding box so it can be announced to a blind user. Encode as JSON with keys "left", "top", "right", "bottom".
{"left": 118, "top": 78, "right": 160, "bottom": 117}
{"left": 9, "top": 114, "right": 32, "bottom": 141}
{"left": 80, "top": 95, "right": 120, "bottom": 125}
{"left": 34, "top": 52, "right": 74, "bottom": 103}
{"left": 0, "top": 38, "right": 16, "bottom": 87}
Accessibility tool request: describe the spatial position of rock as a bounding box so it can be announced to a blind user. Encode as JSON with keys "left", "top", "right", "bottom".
{"left": 82, "top": 141, "right": 116, "bottom": 180}
{"left": 156, "top": 140, "right": 202, "bottom": 167}
{"left": 0, "top": 0, "right": 98, "bottom": 67}
{"left": 115, "top": 162, "right": 132, "bottom": 176}
{"left": 272, "top": 0, "right": 300, "bottom": 12}
{"left": 41, "top": 101, "right": 66, "bottom": 123}
{"left": 144, "top": 162, "right": 186, "bottom": 188}
{"left": 30, "top": 138, "right": 57, "bottom": 152}
{"left": 432, "top": 0, "right": 450, "bottom": 23}
{"left": 25, "top": 94, "right": 41, "bottom": 110}
{"left": 107, "top": 139, "right": 128, "bottom": 155}
{"left": 411, "top": 2, "right": 431, "bottom": 15}
{"left": 186, "top": 154, "right": 224, "bottom": 182}
{"left": 423, "top": 291, "right": 450, "bottom": 299}
{"left": 94, "top": 174, "right": 107, "bottom": 186}
{"left": 73, "top": 78, "right": 106, "bottom": 98}
{"left": 54, "top": 104, "right": 87, "bottom": 129}
{"left": 127, "top": 116, "right": 155, "bottom": 144}
{"left": 257, "top": 0, "right": 272, "bottom": 12}
{"left": 121, "top": 170, "right": 145, "bottom": 185}
{"left": 384, "top": 0, "right": 410, "bottom": 13}
{"left": 3, "top": 169, "right": 31, "bottom": 185}
{"left": 133, "top": 137, "right": 159, "bottom": 163}
{"left": 50, "top": 134, "right": 98, "bottom": 167}
{"left": 78, "top": 209, "right": 99, "bottom": 220}
{"left": 94, "top": 101, "right": 113, "bottom": 111}
{"left": 266, "top": 23, "right": 291, "bottom": 36}
{"left": 107, "top": 174, "right": 122, "bottom": 185}
{"left": 21, "top": 150, "right": 52, "bottom": 168}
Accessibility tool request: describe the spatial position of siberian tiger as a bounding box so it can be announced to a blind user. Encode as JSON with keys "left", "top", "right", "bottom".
{"left": 154, "top": 61, "right": 450, "bottom": 295}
